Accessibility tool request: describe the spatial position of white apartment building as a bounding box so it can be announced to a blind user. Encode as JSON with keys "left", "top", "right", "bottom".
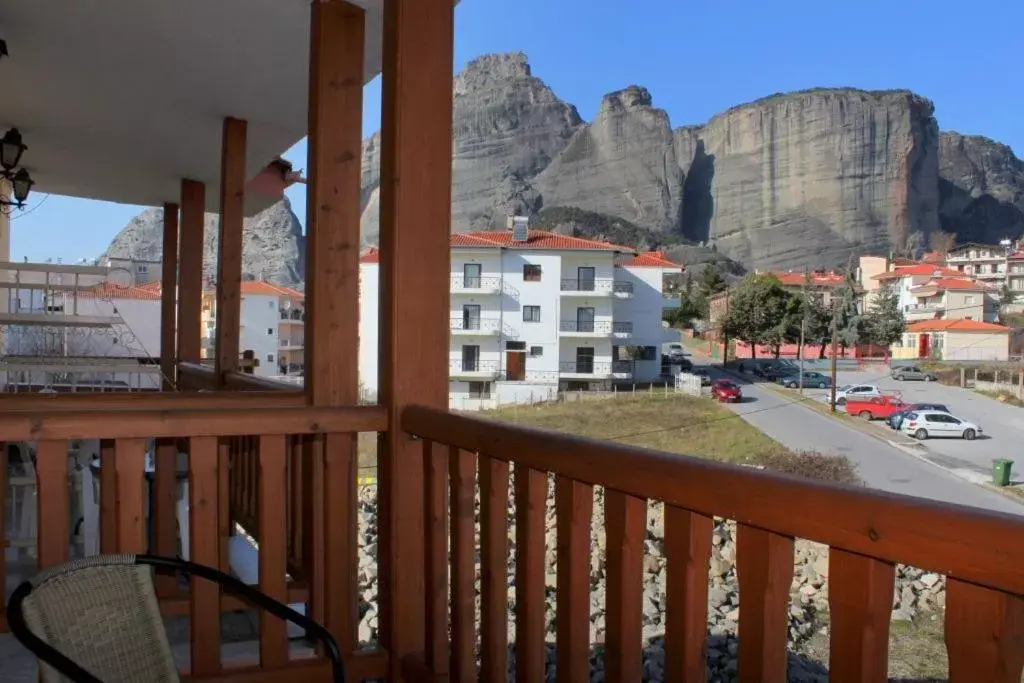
{"left": 200, "top": 281, "right": 305, "bottom": 379}
{"left": 870, "top": 262, "right": 998, "bottom": 323}
{"left": 358, "top": 225, "right": 682, "bottom": 409}
{"left": 944, "top": 241, "right": 1012, "bottom": 288}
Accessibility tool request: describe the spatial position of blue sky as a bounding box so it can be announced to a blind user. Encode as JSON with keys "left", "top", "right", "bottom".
{"left": 12, "top": 0, "right": 1023, "bottom": 262}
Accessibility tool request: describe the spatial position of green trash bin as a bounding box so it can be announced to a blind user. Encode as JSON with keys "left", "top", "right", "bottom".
{"left": 993, "top": 459, "right": 1014, "bottom": 487}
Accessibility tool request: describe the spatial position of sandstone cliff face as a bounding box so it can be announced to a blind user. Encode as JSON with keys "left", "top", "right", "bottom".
{"left": 104, "top": 197, "right": 305, "bottom": 287}
{"left": 938, "top": 132, "right": 1024, "bottom": 243}
{"left": 681, "top": 90, "right": 941, "bottom": 269}
{"left": 108, "top": 52, "right": 1020, "bottom": 277}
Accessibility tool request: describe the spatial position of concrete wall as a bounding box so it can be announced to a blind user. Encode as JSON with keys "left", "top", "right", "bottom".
{"left": 358, "top": 262, "right": 380, "bottom": 395}
{"left": 239, "top": 294, "right": 280, "bottom": 378}
{"left": 943, "top": 331, "right": 1010, "bottom": 361}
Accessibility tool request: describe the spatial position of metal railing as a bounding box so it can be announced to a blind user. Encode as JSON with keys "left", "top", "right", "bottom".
{"left": 559, "top": 320, "right": 612, "bottom": 334}
{"left": 450, "top": 359, "right": 502, "bottom": 375}
{"left": 450, "top": 317, "right": 501, "bottom": 333}
{"left": 560, "top": 278, "right": 613, "bottom": 294}
{"left": 451, "top": 275, "right": 500, "bottom": 291}
{"left": 613, "top": 321, "right": 633, "bottom": 334}
{"left": 558, "top": 360, "right": 632, "bottom": 376}
{"left": 280, "top": 309, "right": 305, "bottom": 321}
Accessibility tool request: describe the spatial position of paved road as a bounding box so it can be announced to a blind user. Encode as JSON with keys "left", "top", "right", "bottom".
{"left": 824, "top": 369, "right": 1024, "bottom": 479}
{"left": 695, "top": 359, "right": 1024, "bottom": 516}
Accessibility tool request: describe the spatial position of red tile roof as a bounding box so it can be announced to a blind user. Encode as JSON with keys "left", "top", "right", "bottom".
{"left": 910, "top": 277, "right": 991, "bottom": 292}
{"left": 873, "top": 264, "right": 963, "bottom": 280}
{"left": 79, "top": 282, "right": 162, "bottom": 300}
{"left": 238, "top": 281, "right": 304, "bottom": 299}
{"left": 618, "top": 251, "right": 681, "bottom": 268}
{"left": 360, "top": 247, "right": 380, "bottom": 264}
{"left": 921, "top": 250, "right": 945, "bottom": 264}
{"left": 907, "top": 319, "right": 1010, "bottom": 333}
{"left": 361, "top": 231, "right": 637, "bottom": 263}
{"left": 1009, "top": 251, "right": 1024, "bottom": 261}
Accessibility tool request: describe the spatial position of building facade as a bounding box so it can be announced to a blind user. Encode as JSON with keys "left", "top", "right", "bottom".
{"left": 358, "top": 230, "right": 681, "bottom": 409}
{"left": 892, "top": 319, "right": 1011, "bottom": 361}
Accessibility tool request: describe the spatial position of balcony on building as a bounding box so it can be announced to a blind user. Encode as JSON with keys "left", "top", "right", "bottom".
{"left": 279, "top": 307, "right": 305, "bottom": 323}
{"left": 450, "top": 274, "right": 503, "bottom": 295}
{"left": 450, "top": 315, "right": 502, "bottom": 335}
{"left": 5, "top": 4, "right": 1024, "bottom": 683}
{"left": 904, "top": 302, "right": 945, "bottom": 320}
{"left": 558, "top": 359, "right": 633, "bottom": 379}
{"left": 558, "top": 319, "right": 614, "bottom": 337}
{"left": 559, "top": 277, "right": 632, "bottom": 296}
{"left": 449, "top": 358, "right": 503, "bottom": 380}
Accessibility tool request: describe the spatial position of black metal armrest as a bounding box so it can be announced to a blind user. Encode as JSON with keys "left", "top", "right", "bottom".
{"left": 6, "top": 554, "right": 345, "bottom": 683}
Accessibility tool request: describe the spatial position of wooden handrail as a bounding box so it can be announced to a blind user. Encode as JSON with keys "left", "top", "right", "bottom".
{"left": 0, "top": 405, "right": 385, "bottom": 441}
{"left": 401, "top": 404, "right": 1024, "bottom": 597}
{"left": 0, "top": 391, "right": 305, "bottom": 411}
{"left": 223, "top": 371, "right": 302, "bottom": 392}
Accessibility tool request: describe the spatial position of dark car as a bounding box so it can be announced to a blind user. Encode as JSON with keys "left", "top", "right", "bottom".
{"left": 887, "top": 402, "right": 951, "bottom": 430}
{"left": 693, "top": 367, "right": 713, "bottom": 386}
{"left": 711, "top": 379, "right": 742, "bottom": 402}
{"left": 777, "top": 371, "right": 831, "bottom": 389}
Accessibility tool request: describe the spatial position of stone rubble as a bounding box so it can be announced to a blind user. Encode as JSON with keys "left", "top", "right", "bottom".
{"left": 354, "top": 483, "right": 946, "bottom": 682}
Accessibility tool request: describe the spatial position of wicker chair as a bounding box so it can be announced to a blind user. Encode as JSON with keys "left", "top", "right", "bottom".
{"left": 5, "top": 554, "right": 345, "bottom": 683}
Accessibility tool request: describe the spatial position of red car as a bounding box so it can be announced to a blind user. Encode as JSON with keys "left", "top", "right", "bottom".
{"left": 846, "top": 395, "right": 906, "bottom": 420}
{"left": 711, "top": 379, "right": 742, "bottom": 403}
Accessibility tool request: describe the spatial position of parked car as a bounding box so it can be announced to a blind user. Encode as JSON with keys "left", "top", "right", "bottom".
{"left": 662, "top": 342, "right": 687, "bottom": 361}
{"left": 693, "top": 367, "right": 712, "bottom": 386}
{"left": 900, "top": 410, "right": 982, "bottom": 440}
{"left": 834, "top": 384, "right": 881, "bottom": 406}
{"left": 846, "top": 395, "right": 908, "bottom": 420}
{"left": 711, "top": 379, "right": 742, "bottom": 402}
{"left": 887, "top": 403, "right": 951, "bottom": 430}
{"left": 754, "top": 361, "right": 795, "bottom": 381}
{"left": 778, "top": 371, "right": 831, "bottom": 389}
{"left": 891, "top": 365, "right": 938, "bottom": 382}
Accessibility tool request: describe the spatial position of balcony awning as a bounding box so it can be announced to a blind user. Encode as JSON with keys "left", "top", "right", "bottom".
{"left": 0, "top": 0, "right": 386, "bottom": 216}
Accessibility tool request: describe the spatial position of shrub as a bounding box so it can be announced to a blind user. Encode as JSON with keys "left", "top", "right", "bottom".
{"left": 755, "top": 448, "right": 862, "bottom": 486}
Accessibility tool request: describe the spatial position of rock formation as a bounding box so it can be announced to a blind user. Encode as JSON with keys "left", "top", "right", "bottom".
{"left": 104, "top": 197, "right": 305, "bottom": 287}
{"left": 938, "top": 131, "right": 1024, "bottom": 243}
{"left": 107, "top": 52, "right": 1022, "bottom": 277}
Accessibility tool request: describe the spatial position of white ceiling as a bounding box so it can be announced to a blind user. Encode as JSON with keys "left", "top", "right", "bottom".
{"left": 0, "top": 0, "right": 384, "bottom": 215}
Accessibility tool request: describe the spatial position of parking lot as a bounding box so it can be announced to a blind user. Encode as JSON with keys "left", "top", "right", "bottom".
{"left": 791, "top": 367, "right": 1024, "bottom": 479}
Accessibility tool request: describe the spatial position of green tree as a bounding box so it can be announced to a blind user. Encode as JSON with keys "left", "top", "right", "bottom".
{"left": 694, "top": 263, "right": 728, "bottom": 317}
{"left": 1000, "top": 283, "right": 1016, "bottom": 307}
{"left": 864, "top": 282, "right": 906, "bottom": 347}
{"left": 722, "top": 274, "right": 792, "bottom": 358}
{"left": 800, "top": 289, "right": 833, "bottom": 359}
{"left": 832, "top": 269, "right": 865, "bottom": 352}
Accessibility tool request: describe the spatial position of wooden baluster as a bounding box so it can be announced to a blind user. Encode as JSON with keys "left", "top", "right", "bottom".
{"left": 153, "top": 438, "right": 178, "bottom": 596}
{"left": 604, "top": 489, "right": 646, "bottom": 683}
{"left": 35, "top": 441, "right": 69, "bottom": 570}
{"left": 322, "top": 432, "right": 359, "bottom": 656}
{"left": 450, "top": 446, "right": 476, "bottom": 683}
{"left": 115, "top": 439, "right": 148, "bottom": 554}
{"left": 288, "top": 435, "right": 304, "bottom": 572}
{"left": 946, "top": 577, "right": 1024, "bottom": 682}
{"left": 423, "top": 440, "right": 449, "bottom": 675}
{"left": 99, "top": 439, "right": 118, "bottom": 553}
{"left": 480, "top": 456, "right": 510, "bottom": 682}
{"left": 556, "top": 476, "right": 593, "bottom": 683}
{"left": 218, "top": 439, "right": 231, "bottom": 572}
{"left": 515, "top": 466, "right": 547, "bottom": 683}
{"left": 188, "top": 436, "right": 222, "bottom": 676}
{"left": 258, "top": 434, "right": 289, "bottom": 668}
{"left": 828, "top": 549, "right": 895, "bottom": 683}
{"left": 664, "top": 506, "right": 713, "bottom": 682}
{"left": 735, "top": 524, "right": 794, "bottom": 683}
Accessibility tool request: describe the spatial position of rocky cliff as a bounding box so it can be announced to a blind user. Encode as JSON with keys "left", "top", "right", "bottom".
{"left": 938, "top": 131, "right": 1024, "bottom": 243}
{"left": 104, "top": 197, "right": 305, "bottom": 287}
{"left": 108, "top": 52, "right": 1021, "bottom": 277}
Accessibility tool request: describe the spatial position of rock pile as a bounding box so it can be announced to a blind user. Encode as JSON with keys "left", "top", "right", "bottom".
{"left": 353, "top": 483, "right": 946, "bottom": 682}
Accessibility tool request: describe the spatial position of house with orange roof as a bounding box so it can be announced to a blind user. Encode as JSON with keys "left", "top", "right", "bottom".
{"left": 758, "top": 269, "right": 849, "bottom": 307}
{"left": 358, "top": 218, "right": 682, "bottom": 408}
{"left": 200, "top": 280, "right": 304, "bottom": 379}
{"left": 891, "top": 318, "right": 1010, "bottom": 361}
{"left": 904, "top": 275, "right": 998, "bottom": 323}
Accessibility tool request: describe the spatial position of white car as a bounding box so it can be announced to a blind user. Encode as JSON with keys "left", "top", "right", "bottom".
{"left": 835, "top": 384, "right": 881, "bottom": 406}
{"left": 900, "top": 410, "right": 982, "bottom": 440}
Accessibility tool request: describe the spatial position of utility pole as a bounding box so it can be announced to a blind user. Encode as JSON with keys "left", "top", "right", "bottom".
{"left": 829, "top": 297, "right": 839, "bottom": 412}
{"left": 798, "top": 269, "right": 808, "bottom": 395}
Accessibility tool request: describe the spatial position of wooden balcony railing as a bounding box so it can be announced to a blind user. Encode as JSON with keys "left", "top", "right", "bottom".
{"left": 403, "top": 404, "right": 1024, "bottom": 683}
{"left": 0, "top": 398, "right": 385, "bottom": 682}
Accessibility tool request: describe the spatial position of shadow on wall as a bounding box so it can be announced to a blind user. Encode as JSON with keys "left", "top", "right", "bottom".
{"left": 681, "top": 139, "right": 715, "bottom": 244}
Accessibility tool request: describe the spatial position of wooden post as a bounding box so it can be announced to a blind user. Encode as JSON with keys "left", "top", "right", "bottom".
{"left": 304, "top": 0, "right": 365, "bottom": 657}
{"left": 215, "top": 117, "right": 247, "bottom": 385}
{"left": 377, "top": 0, "right": 455, "bottom": 678}
{"left": 160, "top": 203, "right": 180, "bottom": 390}
{"left": 177, "top": 180, "right": 205, "bottom": 365}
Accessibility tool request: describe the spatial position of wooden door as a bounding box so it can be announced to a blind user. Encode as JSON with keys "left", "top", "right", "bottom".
{"left": 506, "top": 351, "right": 525, "bottom": 381}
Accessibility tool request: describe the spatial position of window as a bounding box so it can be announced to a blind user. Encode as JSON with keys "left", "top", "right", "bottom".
{"left": 529, "top": 346, "right": 543, "bottom": 357}
{"left": 523, "top": 264, "right": 542, "bottom": 282}
{"left": 639, "top": 346, "right": 657, "bottom": 361}
{"left": 463, "top": 263, "right": 482, "bottom": 289}
{"left": 137, "top": 264, "right": 148, "bottom": 274}
{"left": 267, "top": 328, "right": 274, "bottom": 335}
{"left": 468, "top": 381, "right": 491, "bottom": 399}
{"left": 965, "top": 295, "right": 976, "bottom": 305}
{"left": 461, "top": 345, "right": 480, "bottom": 371}
{"left": 505, "top": 341, "right": 526, "bottom": 351}
{"left": 523, "top": 305, "right": 541, "bottom": 322}
{"left": 267, "top": 354, "right": 274, "bottom": 363}
{"left": 270, "top": 301, "right": 276, "bottom": 309}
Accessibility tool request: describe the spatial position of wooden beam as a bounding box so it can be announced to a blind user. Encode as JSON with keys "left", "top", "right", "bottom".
{"left": 305, "top": 0, "right": 366, "bottom": 657}
{"left": 0, "top": 405, "right": 387, "bottom": 442}
{"left": 0, "top": 388, "right": 305, "bottom": 412}
{"left": 215, "top": 117, "right": 247, "bottom": 384}
{"left": 160, "top": 202, "right": 180, "bottom": 389}
{"left": 178, "top": 180, "right": 205, "bottom": 365}
{"left": 377, "top": 0, "right": 456, "bottom": 678}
